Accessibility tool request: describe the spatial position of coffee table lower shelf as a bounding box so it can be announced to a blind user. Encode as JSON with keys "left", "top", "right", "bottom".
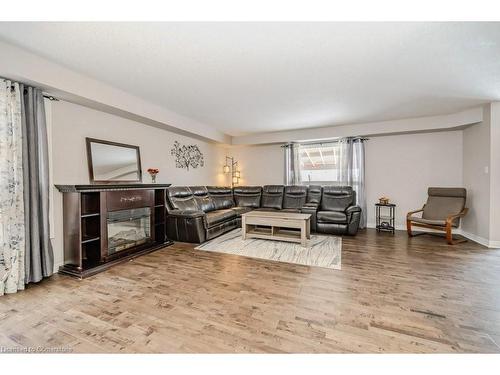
{"left": 244, "top": 226, "right": 306, "bottom": 244}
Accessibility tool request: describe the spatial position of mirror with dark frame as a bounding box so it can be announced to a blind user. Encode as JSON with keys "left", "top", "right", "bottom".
{"left": 86, "top": 138, "right": 142, "bottom": 183}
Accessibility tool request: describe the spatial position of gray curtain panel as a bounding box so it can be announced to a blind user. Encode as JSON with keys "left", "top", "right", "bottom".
{"left": 20, "top": 84, "right": 54, "bottom": 283}
{"left": 352, "top": 138, "right": 366, "bottom": 228}
{"left": 337, "top": 137, "right": 367, "bottom": 228}
{"left": 283, "top": 143, "right": 301, "bottom": 185}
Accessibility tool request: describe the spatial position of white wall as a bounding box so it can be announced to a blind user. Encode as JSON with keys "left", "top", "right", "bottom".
{"left": 50, "top": 100, "right": 227, "bottom": 269}
{"left": 462, "top": 111, "right": 491, "bottom": 242}
{"left": 227, "top": 144, "right": 284, "bottom": 186}
{"left": 231, "top": 130, "right": 464, "bottom": 229}
{"left": 489, "top": 103, "right": 500, "bottom": 244}
{"left": 365, "top": 131, "right": 463, "bottom": 228}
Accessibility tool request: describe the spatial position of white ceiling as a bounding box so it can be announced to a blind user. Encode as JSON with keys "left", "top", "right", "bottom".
{"left": 0, "top": 22, "right": 499, "bottom": 137}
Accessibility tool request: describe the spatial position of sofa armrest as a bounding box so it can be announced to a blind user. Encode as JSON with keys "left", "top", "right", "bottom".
{"left": 167, "top": 209, "right": 206, "bottom": 219}
{"left": 346, "top": 205, "right": 361, "bottom": 213}
{"left": 345, "top": 205, "right": 362, "bottom": 235}
{"left": 346, "top": 205, "right": 361, "bottom": 220}
{"left": 166, "top": 210, "right": 207, "bottom": 243}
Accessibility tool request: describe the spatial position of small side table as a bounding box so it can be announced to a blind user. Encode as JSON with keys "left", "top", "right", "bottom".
{"left": 375, "top": 203, "right": 396, "bottom": 234}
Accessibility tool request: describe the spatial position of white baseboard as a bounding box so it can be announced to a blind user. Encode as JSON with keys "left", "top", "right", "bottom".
{"left": 459, "top": 230, "right": 500, "bottom": 249}
{"left": 366, "top": 223, "right": 437, "bottom": 232}
{"left": 366, "top": 223, "right": 499, "bottom": 249}
{"left": 53, "top": 261, "right": 64, "bottom": 274}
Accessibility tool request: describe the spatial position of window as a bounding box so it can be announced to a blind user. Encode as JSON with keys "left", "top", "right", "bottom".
{"left": 297, "top": 143, "right": 336, "bottom": 184}
{"left": 297, "top": 142, "right": 361, "bottom": 185}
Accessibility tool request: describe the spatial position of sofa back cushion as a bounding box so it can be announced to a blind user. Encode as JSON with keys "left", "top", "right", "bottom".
{"left": 166, "top": 187, "right": 199, "bottom": 211}
{"left": 189, "top": 186, "right": 216, "bottom": 213}
{"left": 262, "top": 185, "right": 284, "bottom": 209}
{"left": 422, "top": 187, "right": 466, "bottom": 220}
{"left": 283, "top": 185, "right": 307, "bottom": 209}
{"left": 207, "top": 186, "right": 235, "bottom": 210}
{"left": 320, "top": 186, "right": 354, "bottom": 211}
{"left": 307, "top": 185, "right": 322, "bottom": 204}
{"left": 233, "top": 186, "right": 262, "bottom": 208}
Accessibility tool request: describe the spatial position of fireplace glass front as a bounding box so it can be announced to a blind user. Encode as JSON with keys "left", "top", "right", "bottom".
{"left": 107, "top": 207, "right": 151, "bottom": 255}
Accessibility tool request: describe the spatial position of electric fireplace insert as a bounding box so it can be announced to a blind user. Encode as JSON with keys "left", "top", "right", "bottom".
{"left": 107, "top": 207, "right": 152, "bottom": 255}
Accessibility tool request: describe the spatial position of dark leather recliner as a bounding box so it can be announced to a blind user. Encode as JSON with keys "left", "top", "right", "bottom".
{"left": 166, "top": 186, "right": 238, "bottom": 243}
{"left": 316, "top": 186, "right": 361, "bottom": 235}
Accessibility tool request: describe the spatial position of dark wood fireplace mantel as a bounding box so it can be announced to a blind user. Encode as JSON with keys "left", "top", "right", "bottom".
{"left": 56, "top": 183, "right": 171, "bottom": 193}
{"left": 56, "top": 183, "right": 173, "bottom": 278}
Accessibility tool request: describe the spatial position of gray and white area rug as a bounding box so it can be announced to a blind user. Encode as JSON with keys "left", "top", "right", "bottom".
{"left": 195, "top": 228, "right": 341, "bottom": 270}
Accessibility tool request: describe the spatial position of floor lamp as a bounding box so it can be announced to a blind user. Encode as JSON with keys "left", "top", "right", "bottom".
{"left": 223, "top": 156, "right": 240, "bottom": 188}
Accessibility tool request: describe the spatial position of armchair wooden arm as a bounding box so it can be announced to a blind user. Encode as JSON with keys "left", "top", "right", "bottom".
{"left": 445, "top": 208, "right": 469, "bottom": 226}
{"left": 444, "top": 208, "right": 468, "bottom": 245}
{"left": 406, "top": 206, "right": 424, "bottom": 219}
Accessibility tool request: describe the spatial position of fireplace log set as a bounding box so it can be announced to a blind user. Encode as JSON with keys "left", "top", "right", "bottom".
{"left": 55, "top": 184, "right": 173, "bottom": 278}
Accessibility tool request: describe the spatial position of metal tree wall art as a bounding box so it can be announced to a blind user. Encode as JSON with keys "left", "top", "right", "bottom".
{"left": 170, "top": 141, "right": 205, "bottom": 170}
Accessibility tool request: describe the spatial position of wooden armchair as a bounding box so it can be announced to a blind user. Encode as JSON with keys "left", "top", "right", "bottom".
{"left": 406, "top": 187, "right": 468, "bottom": 245}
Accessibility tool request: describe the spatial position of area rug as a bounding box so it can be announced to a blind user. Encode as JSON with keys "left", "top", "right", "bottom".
{"left": 195, "top": 228, "right": 341, "bottom": 270}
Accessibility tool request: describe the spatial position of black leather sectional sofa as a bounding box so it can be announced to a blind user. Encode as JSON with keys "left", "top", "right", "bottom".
{"left": 166, "top": 185, "right": 362, "bottom": 243}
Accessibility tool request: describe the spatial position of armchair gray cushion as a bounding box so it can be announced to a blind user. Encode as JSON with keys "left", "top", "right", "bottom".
{"left": 422, "top": 187, "right": 466, "bottom": 222}
{"left": 408, "top": 217, "right": 450, "bottom": 227}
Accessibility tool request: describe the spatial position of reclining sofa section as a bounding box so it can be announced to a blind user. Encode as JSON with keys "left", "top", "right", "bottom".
{"left": 166, "top": 185, "right": 361, "bottom": 243}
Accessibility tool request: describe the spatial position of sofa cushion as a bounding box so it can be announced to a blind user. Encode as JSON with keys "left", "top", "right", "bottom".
{"left": 230, "top": 206, "right": 254, "bottom": 216}
{"left": 167, "top": 187, "right": 199, "bottom": 211}
{"left": 317, "top": 210, "right": 348, "bottom": 224}
{"left": 283, "top": 185, "right": 307, "bottom": 209}
{"left": 261, "top": 185, "right": 284, "bottom": 209}
{"left": 189, "top": 186, "right": 216, "bottom": 213}
{"left": 233, "top": 186, "right": 262, "bottom": 208}
{"left": 207, "top": 186, "right": 234, "bottom": 210}
{"left": 205, "top": 209, "right": 237, "bottom": 227}
{"left": 320, "top": 186, "right": 354, "bottom": 211}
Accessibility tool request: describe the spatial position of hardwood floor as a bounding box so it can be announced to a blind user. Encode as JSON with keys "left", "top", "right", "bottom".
{"left": 1, "top": 229, "right": 500, "bottom": 353}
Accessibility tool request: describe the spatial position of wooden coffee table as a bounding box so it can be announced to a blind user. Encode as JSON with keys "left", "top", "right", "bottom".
{"left": 241, "top": 211, "right": 311, "bottom": 247}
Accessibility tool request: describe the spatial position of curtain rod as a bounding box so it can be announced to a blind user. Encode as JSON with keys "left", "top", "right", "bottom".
{"left": 3, "top": 78, "right": 59, "bottom": 101}
{"left": 281, "top": 137, "right": 369, "bottom": 147}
